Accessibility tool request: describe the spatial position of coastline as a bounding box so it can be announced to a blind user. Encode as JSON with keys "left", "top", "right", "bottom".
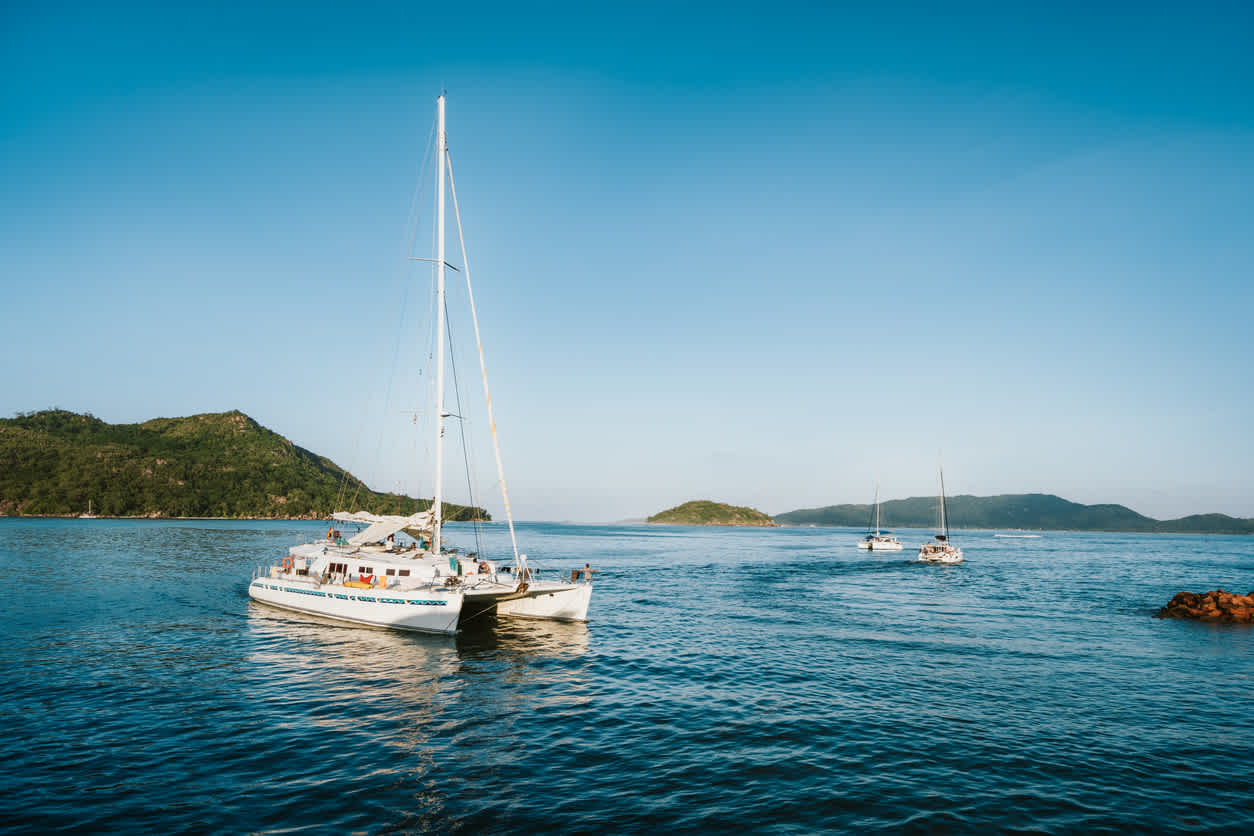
{"left": 1, "top": 515, "right": 1248, "bottom": 535}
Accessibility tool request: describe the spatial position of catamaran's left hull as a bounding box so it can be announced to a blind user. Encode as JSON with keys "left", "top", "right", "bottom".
{"left": 248, "top": 579, "right": 464, "bottom": 635}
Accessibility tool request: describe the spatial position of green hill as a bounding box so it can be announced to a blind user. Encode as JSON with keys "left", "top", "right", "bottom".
{"left": 648, "top": 500, "right": 777, "bottom": 527}
{"left": 1153, "top": 513, "right": 1254, "bottom": 535}
{"left": 775, "top": 493, "right": 1254, "bottom": 535}
{"left": 0, "top": 409, "right": 488, "bottom": 520}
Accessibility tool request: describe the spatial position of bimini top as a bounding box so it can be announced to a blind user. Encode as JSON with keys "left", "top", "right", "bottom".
{"left": 332, "top": 510, "right": 434, "bottom": 546}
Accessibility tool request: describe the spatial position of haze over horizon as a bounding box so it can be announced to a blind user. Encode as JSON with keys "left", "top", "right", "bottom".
{"left": 4, "top": 2, "right": 1252, "bottom": 522}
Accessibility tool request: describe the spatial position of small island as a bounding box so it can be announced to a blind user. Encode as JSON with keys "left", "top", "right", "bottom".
{"left": 647, "top": 500, "right": 777, "bottom": 527}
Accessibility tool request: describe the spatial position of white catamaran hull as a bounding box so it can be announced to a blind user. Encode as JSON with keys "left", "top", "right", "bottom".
{"left": 857, "top": 539, "right": 904, "bottom": 551}
{"left": 248, "top": 578, "right": 464, "bottom": 635}
{"left": 494, "top": 583, "right": 593, "bottom": 621}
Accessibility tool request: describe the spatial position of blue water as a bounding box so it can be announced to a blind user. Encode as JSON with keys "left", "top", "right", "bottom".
{"left": 2, "top": 518, "right": 1252, "bottom": 834}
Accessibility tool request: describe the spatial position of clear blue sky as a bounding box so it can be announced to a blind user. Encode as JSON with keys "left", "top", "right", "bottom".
{"left": 3, "top": 1, "right": 1252, "bottom": 521}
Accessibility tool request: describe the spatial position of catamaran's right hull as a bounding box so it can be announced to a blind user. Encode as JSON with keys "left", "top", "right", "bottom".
{"left": 495, "top": 583, "right": 593, "bottom": 622}
{"left": 248, "top": 578, "right": 464, "bottom": 634}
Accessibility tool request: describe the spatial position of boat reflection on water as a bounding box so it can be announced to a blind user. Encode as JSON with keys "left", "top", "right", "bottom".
{"left": 244, "top": 605, "right": 458, "bottom": 717}
{"left": 246, "top": 600, "right": 589, "bottom": 663}
{"left": 455, "top": 614, "right": 595, "bottom": 714}
{"left": 455, "top": 611, "right": 590, "bottom": 660}
{"left": 244, "top": 601, "right": 592, "bottom": 727}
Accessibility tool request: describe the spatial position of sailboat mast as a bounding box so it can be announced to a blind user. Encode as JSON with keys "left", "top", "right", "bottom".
{"left": 874, "top": 481, "right": 881, "bottom": 535}
{"left": 433, "top": 94, "right": 447, "bottom": 557}
{"left": 939, "top": 464, "right": 948, "bottom": 540}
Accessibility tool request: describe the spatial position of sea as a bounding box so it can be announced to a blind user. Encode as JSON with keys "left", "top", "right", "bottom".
{"left": 1, "top": 518, "right": 1252, "bottom": 834}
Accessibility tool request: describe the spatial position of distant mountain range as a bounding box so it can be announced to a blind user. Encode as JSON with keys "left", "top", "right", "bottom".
{"left": 775, "top": 493, "right": 1254, "bottom": 534}
{"left": 4, "top": 410, "right": 1248, "bottom": 533}
{"left": 0, "top": 409, "right": 487, "bottom": 520}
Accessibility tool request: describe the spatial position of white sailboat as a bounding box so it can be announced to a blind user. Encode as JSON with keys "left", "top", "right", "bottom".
{"left": 79, "top": 499, "right": 96, "bottom": 519}
{"left": 248, "top": 94, "right": 593, "bottom": 634}
{"left": 918, "top": 463, "right": 963, "bottom": 564}
{"left": 856, "top": 482, "right": 902, "bottom": 551}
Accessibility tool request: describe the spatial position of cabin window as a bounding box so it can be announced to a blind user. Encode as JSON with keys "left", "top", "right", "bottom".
{"left": 328, "top": 562, "right": 348, "bottom": 574}
{"left": 398, "top": 569, "right": 410, "bottom": 577}
{"left": 386, "top": 568, "right": 396, "bottom": 576}
{"left": 358, "top": 566, "right": 373, "bottom": 574}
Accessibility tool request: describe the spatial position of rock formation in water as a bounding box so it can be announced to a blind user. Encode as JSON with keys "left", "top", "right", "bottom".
{"left": 1156, "top": 589, "right": 1254, "bottom": 623}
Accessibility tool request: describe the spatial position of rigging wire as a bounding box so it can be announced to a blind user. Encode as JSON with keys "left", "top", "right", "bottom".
{"left": 335, "top": 110, "right": 439, "bottom": 514}
{"left": 443, "top": 295, "right": 486, "bottom": 561}
{"left": 446, "top": 148, "right": 521, "bottom": 565}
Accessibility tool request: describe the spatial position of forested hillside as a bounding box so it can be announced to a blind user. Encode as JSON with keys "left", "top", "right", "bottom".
{"left": 775, "top": 493, "right": 1254, "bottom": 534}
{"left": 0, "top": 409, "right": 487, "bottom": 520}
{"left": 648, "top": 500, "right": 776, "bottom": 526}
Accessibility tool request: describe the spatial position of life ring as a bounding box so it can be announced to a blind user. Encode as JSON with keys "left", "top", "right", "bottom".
{"left": 281, "top": 556, "right": 294, "bottom": 571}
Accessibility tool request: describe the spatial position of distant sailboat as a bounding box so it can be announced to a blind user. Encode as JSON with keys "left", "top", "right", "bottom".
{"left": 79, "top": 500, "right": 96, "bottom": 519}
{"left": 918, "top": 463, "right": 963, "bottom": 564}
{"left": 856, "top": 483, "right": 903, "bottom": 551}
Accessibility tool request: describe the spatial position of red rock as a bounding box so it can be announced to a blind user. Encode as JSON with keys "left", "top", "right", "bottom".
{"left": 1156, "top": 590, "right": 1254, "bottom": 623}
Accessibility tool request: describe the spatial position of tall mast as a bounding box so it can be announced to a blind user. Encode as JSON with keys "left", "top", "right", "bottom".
{"left": 874, "top": 481, "right": 881, "bottom": 535}
{"left": 938, "top": 463, "right": 948, "bottom": 540}
{"left": 432, "top": 94, "right": 447, "bottom": 557}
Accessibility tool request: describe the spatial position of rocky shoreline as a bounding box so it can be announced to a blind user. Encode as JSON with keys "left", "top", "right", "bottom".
{"left": 1156, "top": 590, "right": 1254, "bottom": 623}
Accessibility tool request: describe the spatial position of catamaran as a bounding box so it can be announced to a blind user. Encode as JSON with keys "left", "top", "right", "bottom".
{"left": 918, "top": 463, "right": 963, "bottom": 564}
{"left": 248, "top": 95, "right": 593, "bottom": 634}
{"left": 856, "top": 482, "right": 902, "bottom": 551}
